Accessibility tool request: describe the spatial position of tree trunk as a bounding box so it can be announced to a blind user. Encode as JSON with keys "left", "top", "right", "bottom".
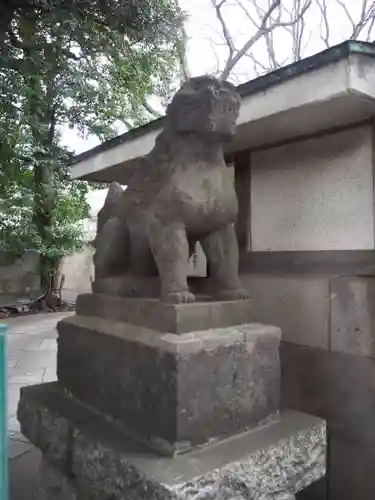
{"left": 33, "top": 163, "right": 54, "bottom": 292}
{"left": 28, "top": 65, "right": 57, "bottom": 292}
{"left": 39, "top": 255, "right": 55, "bottom": 291}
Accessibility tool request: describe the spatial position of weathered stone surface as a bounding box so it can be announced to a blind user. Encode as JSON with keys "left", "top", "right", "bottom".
{"left": 76, "top": 294, "right": 253, "bottom": 334}
{"left": 93, "top": 76, "right": 249, "bottom": 304}
{"left": 281, "top": 341, "right": 375, "bottom": 500}
{"left": 17, "top": 379, "right": 92, "bottom": 471}
{"left": 240, "top": 274, "right": 330, "bottom": 350}
{"left": 18, "top": 383, "right": 325, "bottom": 500}
{"left": 57, "top": 315, "right": 281, "bottom": 455}
{"left": 36, "top": 460, "right": 78, "bottom": 500}
{"left": 330, "top": 276, "right": 375, "bottom": 357}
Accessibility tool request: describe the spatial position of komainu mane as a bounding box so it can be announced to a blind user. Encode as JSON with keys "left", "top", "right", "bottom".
{"left": 93, "top": 75, "right": 249, "bottom": 304}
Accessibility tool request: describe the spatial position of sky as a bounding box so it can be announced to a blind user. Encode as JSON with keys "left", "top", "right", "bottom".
{"left": 62, "top": 0, "right": 371, "bottom": 211}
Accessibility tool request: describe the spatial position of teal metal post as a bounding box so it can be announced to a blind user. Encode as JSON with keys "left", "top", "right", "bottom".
{"left": 0, "top": 323, "right": 8, "bottom": 500}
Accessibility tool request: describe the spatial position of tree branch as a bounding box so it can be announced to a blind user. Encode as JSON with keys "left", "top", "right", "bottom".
{"left": 176, "top": 24, "right": 191, "bottom": 83}
{"left": 143, "top": 101, "right": 163, "bottom": 118}
{"left": 336, "top": 0, "right": 357, "bottom": 37}
{"left": 206, "top": 35, "right": 221, "bottom": 76}
{"left": 243, "top": 51, "right": 271, "bottom": 75}
{"left": 233, "top": 0, "right": 260, "bottom": 30}
{"left": 336, "top": 0, "right": 375, "bottom": 40}
{"left": 211, "top": 0, "right": 236, "bottom": 62}
{"left": 264, "top": 30, "right": 280, "bottom": 69}
{"left": 316, "top": 0, "right": 330, "bottom": 48}
{"left": 122, "top": 118, "right": 134, "bottom": 130}
{"left": 365, "top": 13, "right": 375, "bottom": 40}
{"left": 219, "top": 0, "right": 311, "bottom": 80}
{"left": 353, "top": 0, "right": 374, "bottom": 39}
{"left": 291, "top": 0, "right": 306, "bottom": 61}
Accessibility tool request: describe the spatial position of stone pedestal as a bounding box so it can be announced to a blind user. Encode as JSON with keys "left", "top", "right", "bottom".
{"left": 19, "top": 383, "right": 325, "bottom": 500}
{"left": 75, "top": 293, "right": 255, "bottom": 334}
{"left": 56, "top": 315, "right": 280, "bottom": 455}
{"left": 17, "top": 295, "right": 326, "bottom": 499}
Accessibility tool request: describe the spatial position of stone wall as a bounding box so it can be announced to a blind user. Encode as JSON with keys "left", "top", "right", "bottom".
{"left": 241, "top": 273, "right": 375, "bottom": 500}
{"left": 0, "top": 252, "right": 39, "bottom": 304}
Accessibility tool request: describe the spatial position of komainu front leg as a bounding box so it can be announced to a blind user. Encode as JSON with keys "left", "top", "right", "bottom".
{"left": 201, "top": 224, "right": 249, "bottom": 300}
{"left": 148, "top": 220, "right": 195, "bottom": 304}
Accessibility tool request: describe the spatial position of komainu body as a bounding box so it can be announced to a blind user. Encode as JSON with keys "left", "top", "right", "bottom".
{"left": 93, "top": 76, "right": 249, "bottom": 303}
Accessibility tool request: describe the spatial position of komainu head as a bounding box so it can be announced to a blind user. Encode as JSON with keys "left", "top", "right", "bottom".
{"left": 165, "top": 75, "right": 241, "bottom": 140}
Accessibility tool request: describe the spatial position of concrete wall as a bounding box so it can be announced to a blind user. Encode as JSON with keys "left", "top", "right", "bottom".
{"left": 240, "top": 273, "right": 375, "bottom": 500}
{"left": 233, "top": 123, "right": 375, "bottom": 499}
{"left": 250, "top": 125, "right": 374, "bottom": 251}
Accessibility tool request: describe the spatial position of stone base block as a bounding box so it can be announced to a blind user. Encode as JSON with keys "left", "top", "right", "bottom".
{"left": 76, "top": 294, "right": 253, "bottom": 334}
{"left": 57, "top": 315, "right": 280, "bottom": 455}
{"left": 92, "top": 276, "right": 241, "bottom": 302}
{"left": 92, "top": 275, "right": 161, "bottom": 299}
{"left": 18, "top": 383, "right": 326, "bottom": 500}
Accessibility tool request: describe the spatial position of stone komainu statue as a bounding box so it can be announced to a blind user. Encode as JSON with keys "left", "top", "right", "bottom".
{"left": 93, "top": 75, "right": 249, "bottom": 304}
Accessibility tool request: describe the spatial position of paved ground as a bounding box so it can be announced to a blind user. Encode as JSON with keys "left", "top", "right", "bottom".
{"left": 3, "top": 312, "right": 72, "bottom": 499}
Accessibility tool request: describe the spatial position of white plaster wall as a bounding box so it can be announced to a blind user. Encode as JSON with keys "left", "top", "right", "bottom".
{"left": 251, "top": 125, "right": 374, "bottom": 251}
{"left": 59, "top": 212, "right": 98, "bottom": 300}
{"left": 188, "top": 243, "right": 206, "bottom": 277}
{"left": 59, "top": 245, "right": 94, "bottom": 300}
